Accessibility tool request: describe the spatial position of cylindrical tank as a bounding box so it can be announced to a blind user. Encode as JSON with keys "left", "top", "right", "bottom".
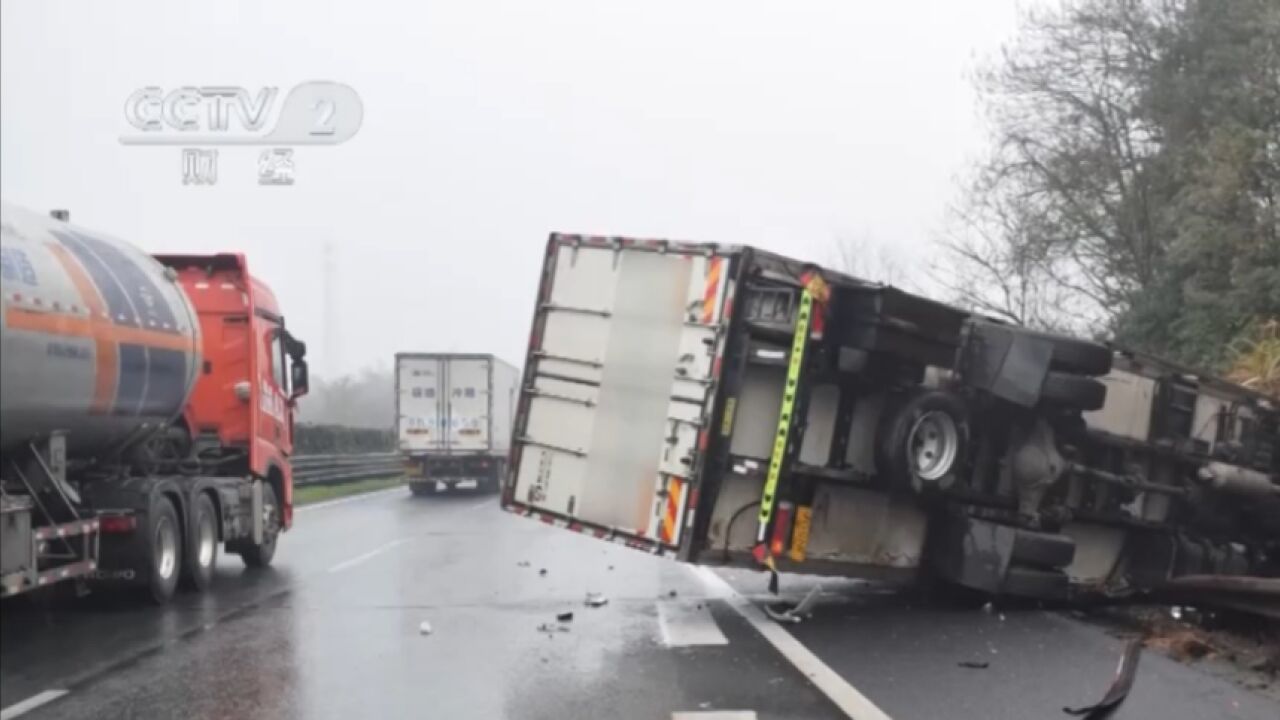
{"left": 0, "top": 201, "right": 202, "bottom": 459}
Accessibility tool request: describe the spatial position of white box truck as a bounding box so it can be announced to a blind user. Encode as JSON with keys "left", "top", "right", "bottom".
{"left": 396, "top": 353, "right": 520, "bottom": 494}
{"left": 501, "top": 233, "right": 1278, "bottom": 606}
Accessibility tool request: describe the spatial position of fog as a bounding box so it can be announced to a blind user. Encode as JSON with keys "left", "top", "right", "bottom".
{"left": 2, "top": 0, "right": 1027, "bottom": 379}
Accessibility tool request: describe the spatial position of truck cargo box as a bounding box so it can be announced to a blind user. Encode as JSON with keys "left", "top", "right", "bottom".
{"left": 502, "top": 233, "right": 1279, "bottom": 600}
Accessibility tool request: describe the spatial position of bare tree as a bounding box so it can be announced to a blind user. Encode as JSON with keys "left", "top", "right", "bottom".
{"left": 829, "top": 232, "right": 909, "bottom": 288}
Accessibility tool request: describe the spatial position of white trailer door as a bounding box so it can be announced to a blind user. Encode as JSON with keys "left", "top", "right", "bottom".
{"left": 507, "top": 237, "right": 733, "bottom": 552}
{"left": 446, "top": 356, "right": 492, "bottom": 453}
{"left": 397, "top": 356, "right": 445, "bottom": 453}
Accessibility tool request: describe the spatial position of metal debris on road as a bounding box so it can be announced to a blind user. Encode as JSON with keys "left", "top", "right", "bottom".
{"left": 1063, "top": 638, "right": 1142, "bottom": 718}
{"left": 419, "top": 621, "right": 432, "bottom": 635}
{"left": 584, "top": 592, "right": 609, "bottom": 607}
{"left": 556, "top": 611, "right": 574, "bottom": 622}
{"left": 958, "top": 661, "right": 990, "bottom": 669}
{"left": 763, "top": 584, "right": 823, "bottom": 624}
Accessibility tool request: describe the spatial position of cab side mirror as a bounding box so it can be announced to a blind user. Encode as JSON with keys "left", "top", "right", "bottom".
{"left": 291, "top": 360, "right": 310, "bottom": 398}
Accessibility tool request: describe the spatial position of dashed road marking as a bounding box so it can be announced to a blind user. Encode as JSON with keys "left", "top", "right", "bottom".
{"left": 1, "top": 689, "right": 69, "bottom": 720}
{"left": 657, "top": 600, "right": 729, "bottom": 647}
{"left": 327, "top": 538, "right": 408, "bottom": 573}
{"left": 690, "top": 566, "right": 893, "bottom": 720}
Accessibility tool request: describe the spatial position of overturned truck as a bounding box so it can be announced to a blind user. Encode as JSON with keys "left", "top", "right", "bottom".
{"left": 502, "top": 235, "right": 1279, "bottom": 605}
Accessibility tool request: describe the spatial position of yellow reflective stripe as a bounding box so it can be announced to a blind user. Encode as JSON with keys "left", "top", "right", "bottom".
{"left": 789, "top": 505, "right": 812, "bottom": 562}
{"left": 756, "top": 289, "right": 813, "bottom": 541}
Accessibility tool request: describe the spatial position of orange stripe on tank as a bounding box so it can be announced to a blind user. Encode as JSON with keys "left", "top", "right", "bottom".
{"left": 701, "top": 258, "right": 722, "bottom": 324}
{"left": 5, "top": 308, "right": 193, "bottom": 352}
{"left": 44, "top": 243, "right": 117, "bottom": 413}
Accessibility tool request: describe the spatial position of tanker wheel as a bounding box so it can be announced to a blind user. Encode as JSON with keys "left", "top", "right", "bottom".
{"left": 409, "top": 481, "right": 432, "bottom": 497}
{"left": 239, "top": 482, "right": 280, "bottom": 569}
{"left": 180, "top": 493, "right": 218, "bottom": 592}
{"left": 145, "top": 497, "right": 182, "bottom": 605}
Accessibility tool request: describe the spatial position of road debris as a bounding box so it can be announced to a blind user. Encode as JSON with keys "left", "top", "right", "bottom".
{"left": 556, "top": 611, "right": 574, "bottom": 622}
{"left": 419, "top": 621, "right": 432, "bottom": 636}
{"left": 1063, "top": 638, "right": 1142, "bottom": 718}
{"left": 668, "top": 590, "right": 678, "bottom": 598}
{"left": 764, "top": 584, "right": 823, "bottom": 624}
{"left": 584, "top": 593, "right": 609, "bottom": 608}
{"left": 539, "top": 568, "right": 548, "bottom": 576}
{"left": 537, "top": 623, "right": 570, "bottom": 634}
{"left": 958, "top": 661, "right": 990, "bottom": 669}
{"left": 517, "top": 560, "right": 531, "bottom": 567}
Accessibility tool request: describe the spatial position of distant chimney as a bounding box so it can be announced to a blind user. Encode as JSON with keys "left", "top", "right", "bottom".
{"left": 49, "top": 209, "right": 70, "bottom": 222}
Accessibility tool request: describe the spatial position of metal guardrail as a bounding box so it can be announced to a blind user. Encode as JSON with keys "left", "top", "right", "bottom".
{"left": 292, "top": 452, "right": 403, "bottom": 487}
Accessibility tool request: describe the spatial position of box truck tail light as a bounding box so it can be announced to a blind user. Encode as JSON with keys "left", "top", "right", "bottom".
{"left": 770, "top": 501, "right": 794, "bottom": 557}
{"left": 100, "top": 515, "right": 137, "bottom": 533}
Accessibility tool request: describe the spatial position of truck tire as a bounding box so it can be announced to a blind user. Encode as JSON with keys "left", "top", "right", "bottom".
{"left": 878, "top": 390, "right": 970, "bottom": 491}
{"left": 145, "top": 496, "right": 182, "bottom": 605}
{"left": 409, "top": 481, "right": 432, "bottom": 497}
{"left": 1009, "top": 528, "right": 1075, "bottom": 569}
{"left": 1040, "top": 372, "right": 1107, "bottom": 411}
{"left": 239, "top": 482, "right": 279, "bottom": 569}
{"left": 180, "top": 493, "right": 218, "bottom": 592}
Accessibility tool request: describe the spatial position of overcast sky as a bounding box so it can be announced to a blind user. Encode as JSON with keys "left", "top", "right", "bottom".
{"left": 1, "top": 0, "right": 1032, "bottom": 378}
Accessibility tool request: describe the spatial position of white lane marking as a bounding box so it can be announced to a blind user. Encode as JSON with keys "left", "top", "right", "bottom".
{"left": 1, "top": 690, "right": 69, "bottom": 720}
{"left": 672, "top": 713, "right": 757, "bottom": 720}
{"left": 296, "top": 487, "right": 403, "bottom": 513}
{"left": 691, "top": 566, "right": 893, "bottom": 720}
{"left": 326, "top": 538, "right": 408, "bottom": 573}
{"left": 466, "top": 497, "right": 495, "bottom": 512}
{"left": 657, "top": 601, "right": 729, "bottom": 647}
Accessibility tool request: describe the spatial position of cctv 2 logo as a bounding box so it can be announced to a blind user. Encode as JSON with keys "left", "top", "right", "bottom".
{"left": 120, "top": 81, "right": 363, "bottom": 145}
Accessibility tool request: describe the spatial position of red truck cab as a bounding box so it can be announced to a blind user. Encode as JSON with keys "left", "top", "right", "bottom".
{"left": 156, "top": 254, "right": 309, "bottom": 530}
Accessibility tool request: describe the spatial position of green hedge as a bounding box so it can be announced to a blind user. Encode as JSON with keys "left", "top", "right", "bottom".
{"left": 295, "top": 424, "right": 395, "bottom": 455}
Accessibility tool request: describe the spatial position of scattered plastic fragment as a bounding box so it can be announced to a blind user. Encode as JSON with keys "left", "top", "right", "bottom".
{"left": 958, "top": 661, "right": 989, "bottom": 669}
{"left": 419, "top": 621, "right": 432, "bottom": 635}
{"left": 556, "top": 611, "right": 574, "bottom": 622}
{"left": 585, "top": 593, "right": 609, "bottom": 608}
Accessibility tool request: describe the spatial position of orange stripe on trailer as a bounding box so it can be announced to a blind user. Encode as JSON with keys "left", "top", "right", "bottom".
{"left": 701, "top": 257, "right": 722, "bottom": 324}
{"left": 661, "top": 476, "right": 684, "bottom": 545}
{"left": 4, "top": 308, "right": 193, "bottom": 352}
{"left": 45, "top": 242, "right": 117, "bottom": 413}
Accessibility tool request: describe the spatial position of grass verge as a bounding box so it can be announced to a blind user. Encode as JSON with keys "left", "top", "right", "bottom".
{"left": 294, "top": 476, "right": 405, "bottom": 506}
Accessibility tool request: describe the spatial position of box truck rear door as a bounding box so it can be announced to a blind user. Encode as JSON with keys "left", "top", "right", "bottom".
{"left": 397, "top": 355, "right": 444, "bottom": 453}
{"left": 446, "top": 356, "right": 492, "bottom": 452}
{"left": 506, "top": 237, "right": 733, "bottom": 553}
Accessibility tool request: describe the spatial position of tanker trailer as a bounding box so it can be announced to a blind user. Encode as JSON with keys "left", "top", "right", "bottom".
{"left": 0, "top": 200, "right": 309, "bottom": 603}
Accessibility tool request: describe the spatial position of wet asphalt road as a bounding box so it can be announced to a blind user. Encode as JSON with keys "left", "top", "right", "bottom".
{"left": 2, "top": 488, "right": 1277, "bottom": 720}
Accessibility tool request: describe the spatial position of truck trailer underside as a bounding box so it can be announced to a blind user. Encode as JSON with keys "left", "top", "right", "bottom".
{"left": 503, "top": 235, "right": 1279, "bottom": 610}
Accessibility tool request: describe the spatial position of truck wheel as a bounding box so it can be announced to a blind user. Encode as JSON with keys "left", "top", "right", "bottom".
{"left": 239, "top": 482, "right": 280, "bottom": 569}
{"left": 145, "top": 497, "right": 182, "bottom": 605}
{"left": 409, "top": 481, "right": 431, "bottom": 497}
{"left": 879, "top": 390, "right": 970, "bottom": 491}
{"left": 180, "top": 493, "right": 218, "bottom": 592}
{"left": 1040, "top": 372, "right": 1107, "bottom": 411}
